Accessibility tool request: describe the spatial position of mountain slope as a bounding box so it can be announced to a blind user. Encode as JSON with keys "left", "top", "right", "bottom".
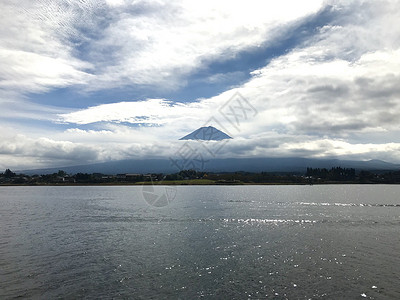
{"left": 180, "top": 126, "right": 232, "bottom": 141}
{"left": 20, "top": 157, "right": 400, "bottom": 175}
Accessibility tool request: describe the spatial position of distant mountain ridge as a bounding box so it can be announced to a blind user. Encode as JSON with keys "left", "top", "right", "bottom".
{"left": 20, "top": 157, "right": 400, "bottom": 175}
{"left": 180, "top": 126, "right": 232, "bottom": 141}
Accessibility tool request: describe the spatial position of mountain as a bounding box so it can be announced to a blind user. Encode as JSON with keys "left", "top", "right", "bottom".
{"left": 20, "top": 157, "right": 400, "bottom": 175}
{"left": 179, "top": 126, "right": 232, "bottom": 141}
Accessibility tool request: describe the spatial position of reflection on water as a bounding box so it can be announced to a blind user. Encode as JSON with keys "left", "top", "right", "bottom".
{"left": 0, "top": 185, "right": 399, "bottom": 299}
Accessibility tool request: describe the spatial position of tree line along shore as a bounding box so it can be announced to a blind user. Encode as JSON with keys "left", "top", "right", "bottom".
{"left": 1, "top": 167, "right": 400, "bottom": 185}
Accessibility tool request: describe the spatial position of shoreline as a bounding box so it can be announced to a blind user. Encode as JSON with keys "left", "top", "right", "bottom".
{"left": 0, "top": 181, "right": 398, "bottom": 187}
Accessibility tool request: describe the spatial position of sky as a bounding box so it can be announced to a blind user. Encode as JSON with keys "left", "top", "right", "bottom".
{"left": 1, "top": 0, "right": 400, "bottom": 170}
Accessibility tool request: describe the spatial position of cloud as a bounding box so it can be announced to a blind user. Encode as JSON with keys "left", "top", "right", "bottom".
{"left": 1, "top": 0, "right": 325, "bottom": 95}
{"left": 86, "top": 0, "right": 324, "bottom": 90}
{"left": 2, "top": 0, "right": 400, "bottom": 169}
{"left": 58, "top": 99, "right": 206, "bottom": 126}
{"left": 0, "top": 130, "right": 99, "bottom": 170}
{"left": 235, "top": 13, "right": 400, "bottom": 138}
{"left": 0, "top": 0, "right": 97, "bottom": 94}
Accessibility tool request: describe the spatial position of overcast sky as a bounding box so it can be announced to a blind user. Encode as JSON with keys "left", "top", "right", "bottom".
{"left": 1, "top": 0, "right": 400, "bottom": 170}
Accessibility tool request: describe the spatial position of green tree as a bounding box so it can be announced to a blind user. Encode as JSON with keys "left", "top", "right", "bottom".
{"left": 4, "top": 169, "right": 16, "bottom": 178}
{"left": 57, "top": 170, "right": 67, "bottom": 177}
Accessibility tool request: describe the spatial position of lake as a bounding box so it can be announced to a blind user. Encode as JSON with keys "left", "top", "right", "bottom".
{"left": 1, "top": 185, "right": 399, "bottom": 299}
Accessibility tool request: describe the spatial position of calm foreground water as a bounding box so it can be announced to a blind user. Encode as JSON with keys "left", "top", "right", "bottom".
{"left": 1, "top": 185, "right": 399, "bottom": 299}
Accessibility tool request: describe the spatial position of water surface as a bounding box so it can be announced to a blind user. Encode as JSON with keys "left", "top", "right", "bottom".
{"left": 1, "top": 185, "right": 399, "bottom": 299}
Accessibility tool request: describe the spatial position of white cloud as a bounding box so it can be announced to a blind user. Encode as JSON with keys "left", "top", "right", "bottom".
{"left": 58, "top": 99, "right": 205, "bottom": 126}
{"left": 2, "top": 0, "right": 400, "bottom": 169}
{"left": 77, "top": 0, "right": 326, "bottom": 90}
{"left": 0, "top": 49, "right": 92, "bottom": 93}
{"left": 0, "top": 0, "right": 97, "bottom": 94}
{"left": 0, "top": 0, "right": 326, "bottom": 95}
{"left": 0, "top": 130, "right": 99, "bottom": 170}
{"left": 231, "top": 0, "right": 400, "bottom": 141}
